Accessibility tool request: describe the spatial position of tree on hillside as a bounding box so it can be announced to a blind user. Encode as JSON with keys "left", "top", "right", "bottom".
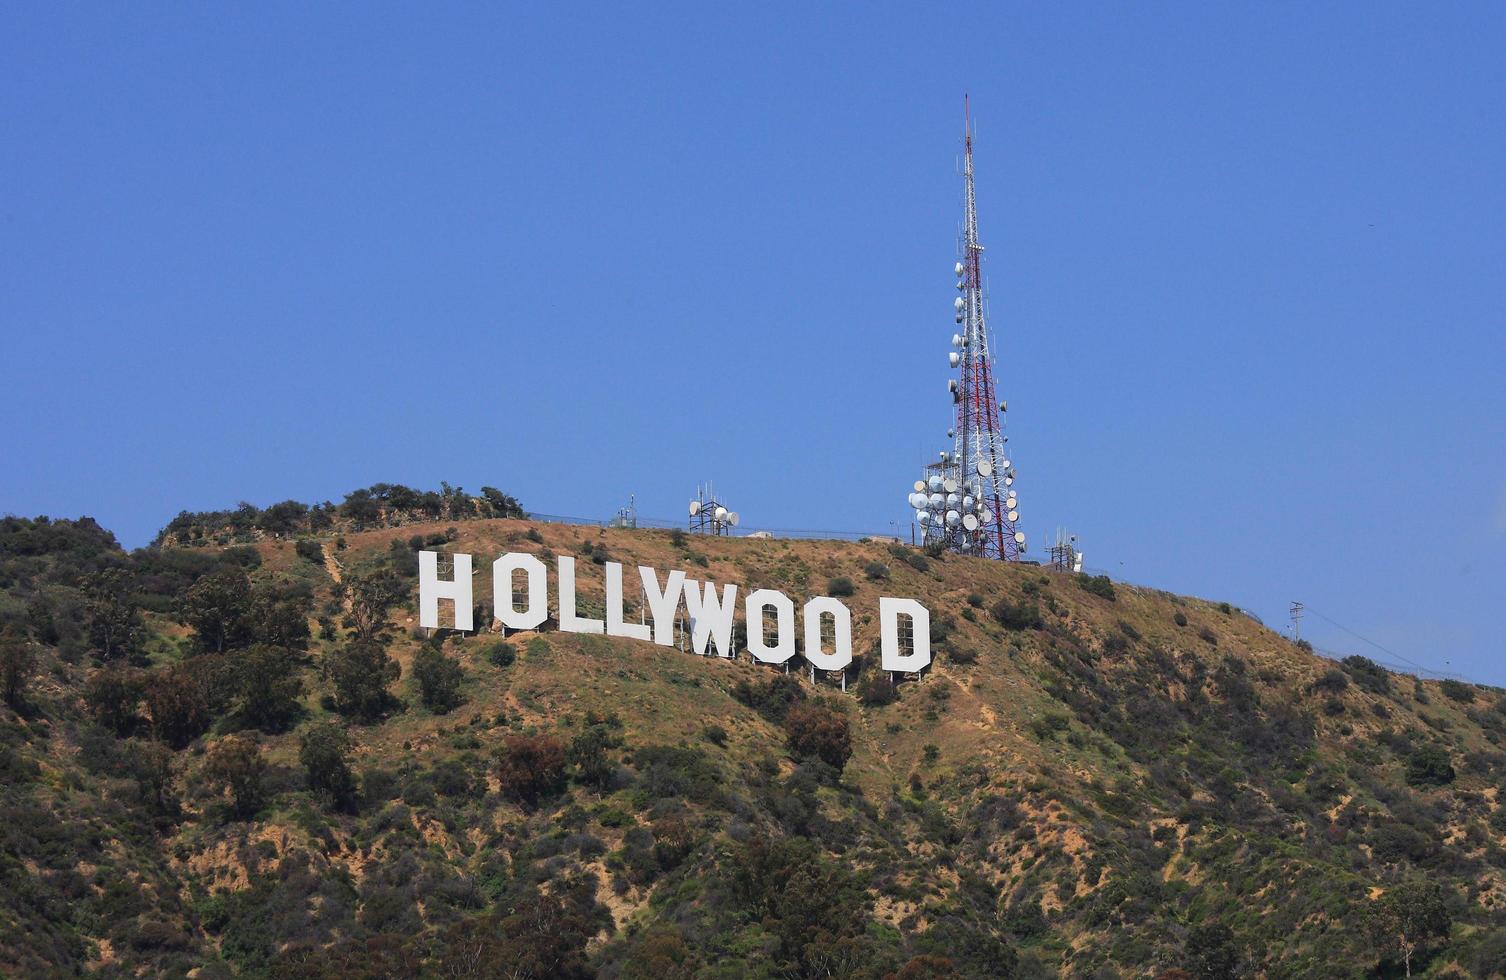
{"left": 86, "top": 664, "right": 145, "bottom": 734}
{"left": 236, "top": 644, "right": 305, "bottom": 732}
{"left": 145, "top": 665, "right": 212, "bottom": 749}
{"left": 479, "top": 486, "right": 525, "bottom": 519}
{"left": 258, "top": 500, "right": 309, "bottom": 537}
{"left": 430, "top": 877, "right": 604, "bottom": 980}
{"left": 0, "top": 628, "right": 36, "bottom": 708}
{"left": 567, "top": 725, "right": 620, "bottom": 790}
{"left": 412, "top": 646, "right": 464, "bottom": 714}
{"left": 178, "top": 567, "right": 254, "bottom": 653}
{"left": 84, "top": 569, "right": 145, "bottom": 662}
{"left": 343, "top": 570, "right": 406, "bottom": 641}
{"left": 325, "top": 638, "right": 401, "bottom": 722}
{"left": 205, "top": 735, "right": 267, "bottom": 820}
{"left": 495, "top": 734, "right": 567, "bottom": 808}
{"left": 250, "top": 583, "right": 313, "bottom": 651}
{"left": 1183, "top": 922, "right": 1239, "bottom": 979}
{"left": 299, "top": 722, "right": 357, "bottom": 811}
{"left": 618, "top": 929, "right": 700, "bottom": 980}
{"left": 783, "top": 702, "right": 853, "bottom": 773}
{"left": 1405, "top": 744, "right": 1456, "bottom": 787}
{"left": 127, "top": 738, "right": 178, "bottom": 820}
{"left": 1369, "top": 879, "right": 1452, "bottom": 977}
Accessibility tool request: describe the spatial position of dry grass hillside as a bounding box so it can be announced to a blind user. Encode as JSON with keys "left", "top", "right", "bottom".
{"left": 2, "top": 512, "right": 1504, "bottom": 978}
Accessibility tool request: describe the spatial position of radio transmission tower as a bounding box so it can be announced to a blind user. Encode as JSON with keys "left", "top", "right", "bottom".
{"left": 905, "top": 97, "right": 1024, "bottom": 560}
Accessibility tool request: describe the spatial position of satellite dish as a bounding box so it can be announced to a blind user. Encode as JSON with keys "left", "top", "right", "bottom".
{"left": 953, "top": 296, "right": 965, "bottom": 311}
{"left": 947, "top": 379, "right": 958, "bottom": 392}
{"left": 962, "top": 495, "right": 975, "bottom": 511}
{"left": 955, "top": 280, "right": 965, "bottom": 290}
{"left": 728, "top": 512, "right": 740, "bottom": 527}
{"left": 942, "top": 478, "right": 958, "bottom": 493}
{"left": 962, "top": 513, "right": 979, "bottom": 531}
{"left": 714, "top": 507, "right": 728, "bottom": 521}
{"left": 948, "top": 352, "right": 960, "bottom": 368}
{"left": 1002, "top": 458, "right": 1011, "bottom": 469}
{"left": 954, "top": 261, "right": 964, "bottom": 276}
{"left": 945, "top": 510, "right": 961, "bottom": 527}
{"left": 981, "top": 509, "right": 993, "bottom": 524}
{"left": 999, "top": 400, "right": 1007, "bottom": 412}
{"left": 917, "top": 510, "right": 930, "bottom": 525}
{"left": 976, "top": 459, "right": 992, "bottom": 476}
{"left": 1008, "top": 510, "right": 1019, "bottom": 522}
{"left": 1004, "top": 476, "right": 1013, "bottom": 486}
{"left": 952, "top": 333, "right": 963, "bottom": 347}
{"left": 955, "top": 313, "right": 964, "bottom": 323}
{"left": 928, "top": 493, "right": 945, "bottom": 509}
{"left": 689, "top": 500, "right": 701, "bottom": 516}
{"left": 945, "top": 493, "right": 961, "bottom": 510}
{"left": 928, "top": 475, "right": 944, "bottom": 492}
{"left": 1014, "top": 531, "right": 1026, "bottom": 544}
{"left": 913, "top": 480, "right": 926, "bottom": 493}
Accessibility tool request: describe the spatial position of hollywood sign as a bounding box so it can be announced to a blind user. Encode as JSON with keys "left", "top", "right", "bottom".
{"left": 418, "top": 551, "right": 931, "bottom": 674}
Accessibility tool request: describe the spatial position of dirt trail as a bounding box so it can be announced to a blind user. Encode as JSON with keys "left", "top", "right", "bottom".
{"left": 321, "top": 543, "right": 343, "bottom": 584}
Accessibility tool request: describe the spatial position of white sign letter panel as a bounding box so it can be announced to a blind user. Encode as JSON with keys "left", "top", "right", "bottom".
{"left": 683, "top": 580, "right": 738, "bottom": 657}
{"left": 557, "top": 556, "right": 604, "bottom": 634}
{"left": 419, "top": 551, "right": 473, "bottom": 631}
{"left": 493, "top": 552, "right": 547, "bottom": 630}
{"left": 605, "top": 562, "right": 652, "bottom": 642}
{"left": 638, "top": 565, "right": 687, "bottom": 647}
{"left": 880, "top": 597, "right": 930, "bottom": 672}
{"left": 802, "top": 596, "right": 853, "bottom": 671}
{"left": 746, "top": 589, "right": 796, "bottom": 665}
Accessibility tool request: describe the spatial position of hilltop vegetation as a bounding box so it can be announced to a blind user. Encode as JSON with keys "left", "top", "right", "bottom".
{"left": 2, "top": 500, "right": 1506, "bottom": 978}
{"left": 152, "top": 482, "right": 524, "bottom": 548}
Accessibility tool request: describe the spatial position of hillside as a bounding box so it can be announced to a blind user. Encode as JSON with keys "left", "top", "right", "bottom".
{"left": 2, "top": 510, "right": 1505, "bottom": 978}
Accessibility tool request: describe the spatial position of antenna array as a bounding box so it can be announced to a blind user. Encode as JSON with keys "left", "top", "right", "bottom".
{"left": 688, "top": 482, "right": 739, "bottom": 536}
{"left": 903, "top": 99, "right": 1024, "bottom": 560}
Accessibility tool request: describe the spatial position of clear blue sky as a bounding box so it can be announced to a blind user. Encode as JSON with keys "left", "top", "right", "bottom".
{"left": 3, "top": 6, "right": 1503, "bottom": 682}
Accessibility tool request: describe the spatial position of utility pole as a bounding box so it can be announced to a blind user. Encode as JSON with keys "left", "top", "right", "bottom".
{"left": 1290, "top": 602, "right": 1305, "bottom": 641}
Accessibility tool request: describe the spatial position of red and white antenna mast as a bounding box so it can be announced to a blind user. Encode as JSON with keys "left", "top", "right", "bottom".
{"left": 905, "top": 97, "right": 1024, "bottom": 560}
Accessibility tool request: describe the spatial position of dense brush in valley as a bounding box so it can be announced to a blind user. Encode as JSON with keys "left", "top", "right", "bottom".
{"left": 2, "top": 495, "right": 1505, "bottom": 977}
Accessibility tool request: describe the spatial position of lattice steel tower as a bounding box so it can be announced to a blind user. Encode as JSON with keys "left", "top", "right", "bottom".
{"left": 904, "top": 98, "right": 1025, "bottom": 560}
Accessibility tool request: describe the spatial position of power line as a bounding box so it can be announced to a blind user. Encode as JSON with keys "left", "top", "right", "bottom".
{"left": 1300, "top": 604, "right": 1471, "bottom": 682}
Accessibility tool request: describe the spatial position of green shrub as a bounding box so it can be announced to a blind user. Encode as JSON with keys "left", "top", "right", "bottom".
{"left": 827, "top": 576, "right": 856, "bottom": 597}
{"left": 412, "top": 646, "right": 465, "bottom": 714}
{"left": 204, "top": 736, "right": 266, "bottom": 820}
{"left": 1440, "top": 679, "right": 1475, "bottom": 704}
{"left": 1341, "top": 655, "right": 1393, "bottom": 696}
{"left": 495, "top": 734, "right": 567, "bottom": 807}
{"left": 783, "top": 702, "right": 852, "bottom": 772}
{"left": 1173, "top": 612, "right": 1188, "bottom": 627}
{"left": 1311, "top": 669, "right": 1349, "bottom": 695}
{"left": 1405, "top": 745, "right": 1456, "bottom": 787}
{"left": 1076, "top": 574, "right": 1116, "bottom": 601}
{"left": 863, "top": 562, "right": 889, "bottom": 581}
{"left": 486, "top": 641, "right": 517, "bottom": 668}
{"left": 299, "top": 722, "right": 357, "bottom": 810}
{"left": 326, "top": 639, "right": 401, "bottom": 722}
{"left": 991, "top": 599, "right": 1043, "bottom": 631}
{"left": 858, "top": 674, "right": 899, "bottom": 707}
